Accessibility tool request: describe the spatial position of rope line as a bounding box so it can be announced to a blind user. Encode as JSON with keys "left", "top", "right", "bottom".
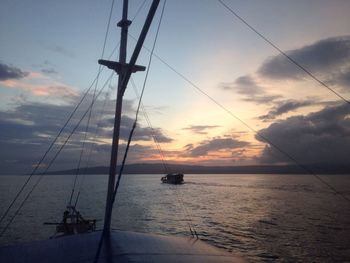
{"left": 130, "top": 78, "right": 170, "bottom": 174}
{"left": 74, "top": 76, "right": 115, "bottom": 208}
{"left": 0, "top": 0, "right": 122, "bottom": 228}
{"left": 68, "top": 0, "right": 116, "bottom": 207}
{"left": 93, "top": 2, "right": 166, "bottom": 261}
{"left": 111, "top": 0, "right": 167, "bottom": 206}
{"left": 0, "top": 73, "right": 114, "bottom": 237}
{"left": 130, "top": 78, "right": 198, "bottom": 238}
{"left": 132, "top": 0, "right": 147, "bottom": 21}
{"left": 0, "top": 71, "right": 98, "bottom": 227}
{"left": 217, "top": 0, "right": 350, "bottom": 105}
{"left": 74, "top": 0, "right": 149, "bottom": 209}
{"left": 0, "top": 40, "right": 120, "bottom": 229}
{"left": 128, "top": 36, "right": 350, "bottom": 204}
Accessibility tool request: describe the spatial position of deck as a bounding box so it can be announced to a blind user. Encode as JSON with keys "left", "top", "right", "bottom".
{"left": 0, "top": 230, "right": 245, "bottom": 262}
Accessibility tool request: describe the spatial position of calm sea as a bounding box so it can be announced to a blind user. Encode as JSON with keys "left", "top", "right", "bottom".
{"left": 0, "top": 174, "right": 349, "bottom": 262}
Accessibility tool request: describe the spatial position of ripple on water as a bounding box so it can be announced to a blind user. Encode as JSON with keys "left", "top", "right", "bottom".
{"left": 1, "top": 174, "right": 350, "bottom": 262}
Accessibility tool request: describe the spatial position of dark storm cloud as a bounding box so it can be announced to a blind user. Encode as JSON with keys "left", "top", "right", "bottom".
{"left": 0, "top": 103, "right": 74, "bottom": 139}
{"left": 233, "top": 75, "right": 262, "bottom": 95}
{"left": 0, "top": 107, "right": 74, "bottom": 174}
{"left": 188, "top": 137, "right": 250, "bottom": 157}
{"left": 258, "top": 35, "right": 350, "bottom": 84}
{"left": 256, "top": 104, "right": 350, "bottom": 164}
{"left": 222, "top": 75, "right": 281, "bottom": 104}
{"left": 182, "top": 125, "right": 221, "bottom": 135}
{"left": 338, "top": 70, "right": 350, "bottom": 87}
{"left": 0, "top": 62, "right": 29, "bottom": 81}
{"left": 0, "top": 97, "right": 171, "bottom": 174}
{"left": 0, "top": 99, "right": 109, "bottom": 173}
{"left": 328, "top": 69, "right": 350, "bottom": 89}
{"left": 258, "top": 99, "right": 315, "bottom": 121}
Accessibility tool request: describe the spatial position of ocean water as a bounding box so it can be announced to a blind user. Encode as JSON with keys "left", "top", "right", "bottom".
{"left": 0, "top": 174, "right": 349, "bottom": 262}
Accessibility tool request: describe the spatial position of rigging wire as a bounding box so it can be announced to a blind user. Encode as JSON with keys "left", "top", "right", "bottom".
{"left": 74, "top": 76, "right": 115, "bottom": 208}
{"left": 0, "top": 71, "right": 99, "bottom": 227}
{"left": 130, "top": 78, "right": 169, "bottom": 174}
{"left": 130, "top": 78, "right": 198, "bottom": 238}
{"left": 93, "top": 2, "right": 167, "bottom": 262}
{"left": 128, "top": 36, "right": 350, "bottom": 204}
{"left": 68, "top": 113, "right": 92, "bottom": 206}
{"left": 73, "top": 0, "right": 150, "bottom": 209}
{"left": 217, "top": 0, "right": 350, "bottom": 106}
{"left": 0, "top": 72, "right": 115, "bottom": 238}
{"left": 0, "top": 41, "right": 120, "bottom": 228}
{"left": 111, "top": 0, "right": 167, "bottom": 206}
{"left": 68, "top": 0, "right": 116, "bottom": 207}
{"left": 132, "top": 0, "right": 147, "bottom": 21}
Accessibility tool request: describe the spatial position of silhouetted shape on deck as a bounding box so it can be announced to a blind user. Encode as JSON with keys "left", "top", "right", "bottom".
{"left": 44, "top": 205, "right": 96, "bottom": 237}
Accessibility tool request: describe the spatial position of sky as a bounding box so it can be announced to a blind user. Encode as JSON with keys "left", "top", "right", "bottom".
{"left": 0, "top": 0, "right": 350, "bottom": 174}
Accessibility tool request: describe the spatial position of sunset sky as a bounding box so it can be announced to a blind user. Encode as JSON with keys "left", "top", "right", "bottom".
{"left": 1, "top": 0, "right": 350, "bottom": 174}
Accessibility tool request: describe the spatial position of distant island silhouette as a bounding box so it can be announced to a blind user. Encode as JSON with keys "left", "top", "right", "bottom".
{"left": 46, "top": 163, "right": 350, "bottom": 175}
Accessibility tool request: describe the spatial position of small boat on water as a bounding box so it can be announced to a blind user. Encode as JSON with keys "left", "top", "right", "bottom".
{"left": 44, "top": 205, "right": 96, "bottom": 237}
{"left": 161, "top": 173, "right": 184, "bottom": 184}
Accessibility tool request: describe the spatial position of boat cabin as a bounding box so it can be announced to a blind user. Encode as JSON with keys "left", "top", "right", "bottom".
{"left": 161, "top": 173, "right": 184, "bottom": 184}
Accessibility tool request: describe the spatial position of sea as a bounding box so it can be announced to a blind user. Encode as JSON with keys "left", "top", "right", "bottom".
{"left": 0, "top": 174, "right": 349, "bottom": 262}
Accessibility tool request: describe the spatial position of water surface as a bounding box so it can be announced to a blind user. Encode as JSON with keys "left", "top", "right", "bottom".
{"left": 0, "top": 174, "right": 349, "bottom": 262}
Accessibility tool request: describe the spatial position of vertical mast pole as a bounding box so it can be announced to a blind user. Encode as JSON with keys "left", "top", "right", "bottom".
{"left": 100, "top": 0, "right": 160, "bottom": 233}
{"left": 103, "top": 0, "right": 130, "bottom": 233}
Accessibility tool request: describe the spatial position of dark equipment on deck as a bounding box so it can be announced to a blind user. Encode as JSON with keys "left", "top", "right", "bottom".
{"left": 44, "top": 206, "right": 96, "bottom": 237}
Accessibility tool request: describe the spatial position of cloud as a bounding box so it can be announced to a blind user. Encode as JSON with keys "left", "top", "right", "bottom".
{"left": 2, "top": 79, "right": 79, "bottom": 99}
{"left": 32, "top": 85, "right": 78, "bottom": 97}
{"left": 182, "top": 125, "right": 221, "bottom": 134}
{"left": 328, "top": 69, "right": 350, "bottom": 89}
{"left": 256, "top": 103, "right": 350, "bottom": 164}
{"left": 188, "top": 137, "right": 250, "bottom": 157}
{"left": 0, "top": 98, "right": 171, "bottom": 173}
{"left": 98, "top": 115, "right": 172, "bottom": 143}
{"left": 0, "top": 62, "right": 29, "bottom": 81}
{"left": 32, "top": 60, "right": 58, "bottom": 75}
{"left": 232, "top": 75, "right": 263, "bottom": 95}
{"left": 258, "top": 99, "right": 315, "bottom": 121}
{"left": 41, "top": 68, "right": 57, "bottom": 74}
{"left": 258, "top": 35, "right": 350, "bottom": 88}
{"left": 243, "top": 94, "right": 282, "bottom": 104}
{"left": 222, "top": 75, "right": 281, "bottom": 104}
{"left": 0, "top": 103, "right": 74, "bottom": 173}
{"left": 44, "top": 44, "right": 76, "bottom": 58}
{"left": 184, "top": 143, "right": 194, "bottom": 151}
{"left": 1, "top": 68, "right": 79, "bottom": 100}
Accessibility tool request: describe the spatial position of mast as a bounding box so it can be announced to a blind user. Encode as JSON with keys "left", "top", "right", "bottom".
{"left": 99, "top": 0, "right": 160, "bottom": 233}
